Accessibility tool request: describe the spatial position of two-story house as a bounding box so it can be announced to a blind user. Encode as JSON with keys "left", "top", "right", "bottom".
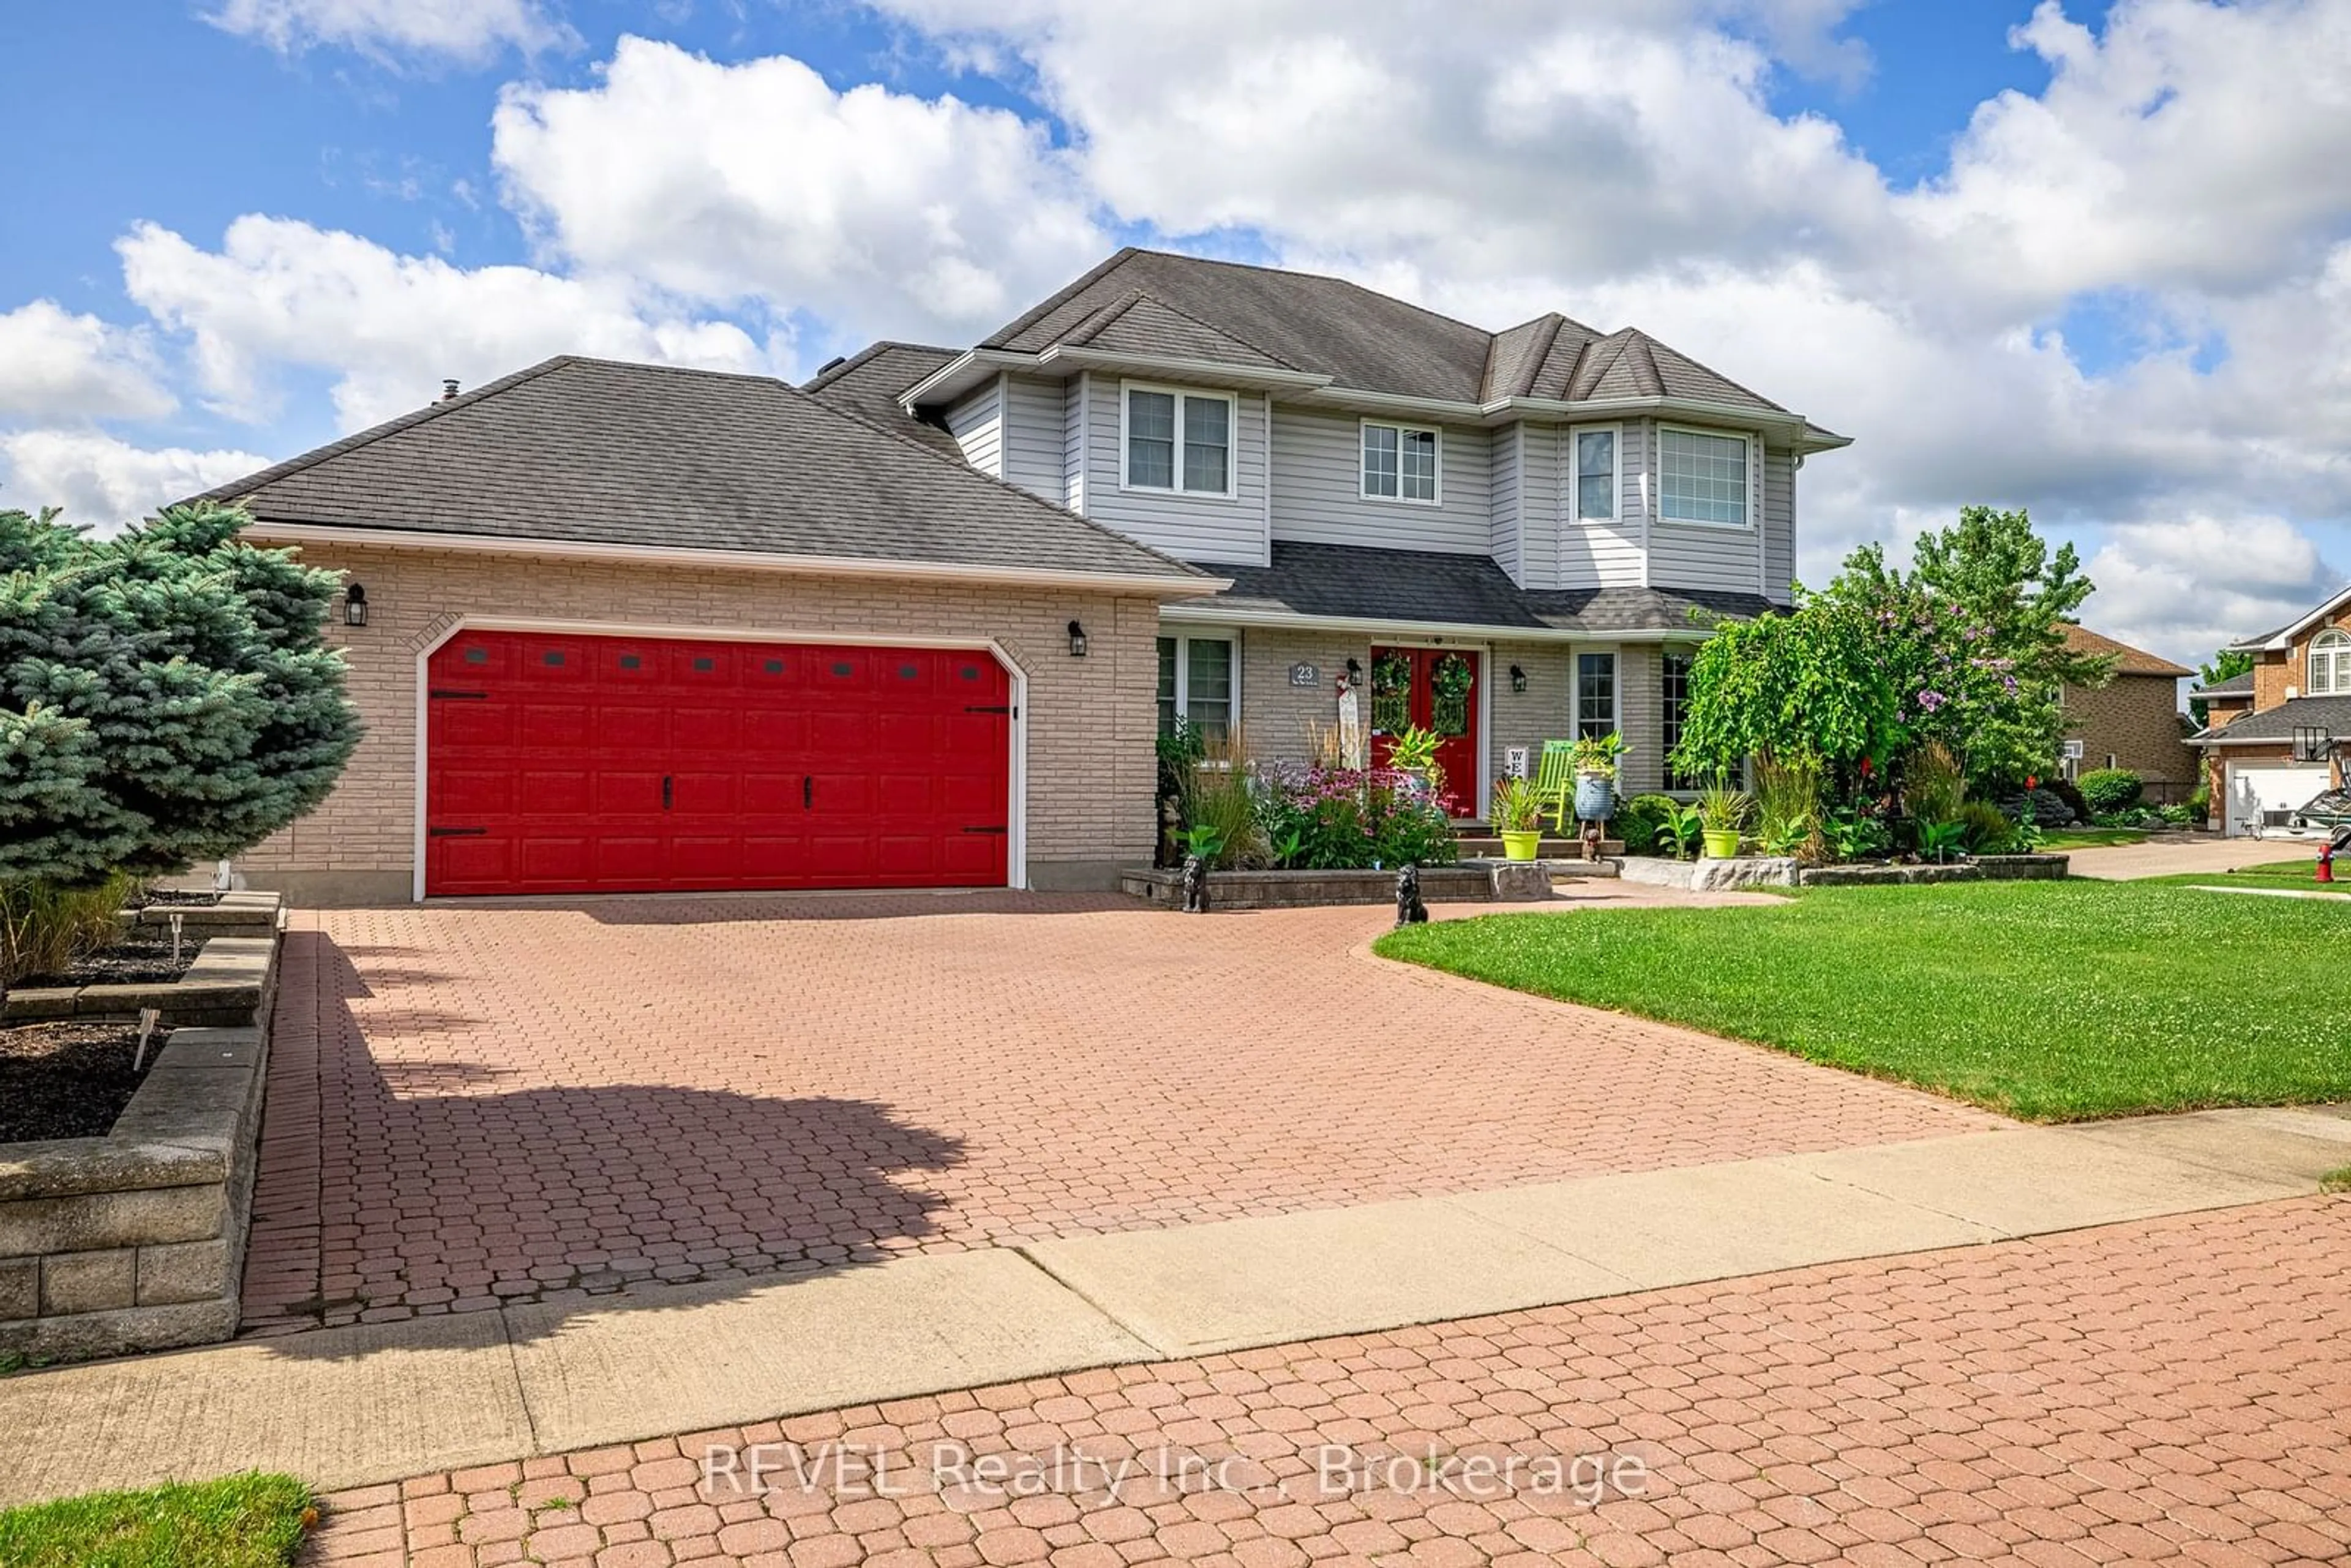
{"left": 2190, "top": 582, "right": 2351, "bottom": 834}
{"left": 193, "top": 250, "right": 1844, "bottom": 903}
{"left": 813, "top": 249, "right": 1847, "bottom": 815}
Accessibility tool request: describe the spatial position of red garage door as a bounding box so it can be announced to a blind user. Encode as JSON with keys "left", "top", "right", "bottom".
{"left": 424, "top": 629, "right": 1012, "bottom": 896}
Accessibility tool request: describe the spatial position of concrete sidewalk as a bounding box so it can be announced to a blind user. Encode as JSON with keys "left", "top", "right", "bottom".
{"left": 2064, "top": 832, "right": 2317, "bottom": 879}
{"left": 1, "top": 1106, "right": 2345, "bottom": 1507}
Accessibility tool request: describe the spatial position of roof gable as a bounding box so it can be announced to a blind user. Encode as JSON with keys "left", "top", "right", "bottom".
{"left": 1060, "top": 290, "right": 1296, "bottom": 369}
{"left": 200, "top": 356, "right": 1207, "bottom": 586}
{"left": 2061, "top": 623, "right": 2193, "bottom": 678}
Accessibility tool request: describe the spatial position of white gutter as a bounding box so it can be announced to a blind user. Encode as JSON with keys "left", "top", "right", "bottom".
{"left": 1155, "top": 601, "right": 1725, "bottom": 643}
{"left": 244, "top": 521, "right": 1229, "bottom": 598}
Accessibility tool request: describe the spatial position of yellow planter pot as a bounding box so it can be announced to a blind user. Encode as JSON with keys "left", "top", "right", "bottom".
{"left": 1702, "top": 828, "right": 1742, "bottom": 860}
{"left": 1499, "top": 830, "right": 1543, "bottom": 862}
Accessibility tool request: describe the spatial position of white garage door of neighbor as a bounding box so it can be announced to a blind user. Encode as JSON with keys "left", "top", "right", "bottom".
{"left": 2223, "top": 762, "right": 2331, "bottom": 836}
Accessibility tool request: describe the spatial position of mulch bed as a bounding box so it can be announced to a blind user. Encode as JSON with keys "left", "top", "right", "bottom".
{"left": 0, "top": 1018, "right": 168, "bottom": 1142}
{"left": 15, "top": 932, "right": 206, "bottom": 990}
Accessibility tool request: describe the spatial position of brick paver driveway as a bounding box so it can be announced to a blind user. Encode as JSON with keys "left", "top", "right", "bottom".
{"left": 245, "top": 894, "right": 1996, "bottom": 1334}
{"left": 309, "top": 1197, "right": 2351, "bottom": 1567}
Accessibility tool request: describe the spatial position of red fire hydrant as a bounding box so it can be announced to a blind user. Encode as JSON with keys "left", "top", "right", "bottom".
{"left": 2320, "top": 839, "right": 2336, "bottom": 884}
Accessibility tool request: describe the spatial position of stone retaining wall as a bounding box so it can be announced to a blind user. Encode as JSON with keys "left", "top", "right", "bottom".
{"left": 1119, "top": 861, "right": 1569, "bottom": 910}
{"left": 1619, "top": 853, "right": 2071, "bottom": 890}
{"left": 0, "top": 896, "right": 282, "bottom": 1359}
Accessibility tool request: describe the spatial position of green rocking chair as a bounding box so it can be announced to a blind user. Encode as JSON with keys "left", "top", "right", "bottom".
{"left": 1531, "top": 739, "right": 1579, "bottom": 835}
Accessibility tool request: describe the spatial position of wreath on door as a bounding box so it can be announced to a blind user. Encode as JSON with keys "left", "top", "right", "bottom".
{"left": 1370, "top": 651, "right": 1412, "bottom": 735}
{"left": 1430, "top": 653, "right": 1473, "bottom": 737}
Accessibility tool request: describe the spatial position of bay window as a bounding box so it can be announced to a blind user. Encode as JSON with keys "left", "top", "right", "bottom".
{"left": 1573, "top": 427, "right": 1618, "bottom": 522}
{"left": 1576, "top": 651, "right": 1617, "bottom": 741}
{"left": 1662, "top": 650, "right": 1695, "bottom": 790}
{"left": 1659, "top": 427, "right": 1750, "bottom": 527}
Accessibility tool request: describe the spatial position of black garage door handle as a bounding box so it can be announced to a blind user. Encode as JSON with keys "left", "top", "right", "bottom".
{"left": 661, "top": 775, "right": 672, "bottom": 810}
{"left": 804, "top": 775, "right": 813, "bottom": 809}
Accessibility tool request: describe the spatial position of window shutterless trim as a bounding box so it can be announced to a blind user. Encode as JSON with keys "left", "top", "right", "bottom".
{"left": 1357, "top": 418, "right": 1443, "bottom": 505}
{"left": 1119, "top": 380, "right": 1240, "bottom": 500}
{"left": 1568, "top": 422, "right": 1621, "bottom": 525}
{"left": 1155, "top": 628, "right": 1243, "bottom": 733}
{"left": 1655, "top": 423, "right": 1757, "bottom": 531}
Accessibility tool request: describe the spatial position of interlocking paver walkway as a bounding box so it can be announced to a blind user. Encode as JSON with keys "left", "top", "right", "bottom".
{"left": 245, "top": 894, "right": 1997, "bottom": 1334}
{"left": 302, "top": 1194, "right": 2351, "bottom": 1567}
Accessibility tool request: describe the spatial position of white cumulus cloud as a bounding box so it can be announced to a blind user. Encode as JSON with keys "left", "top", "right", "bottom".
{"left": 489, "top": 36, "right": 1108, "bottom": 344}
{"left": 0, "top": 301, "right": 176, "bottom": 423}
{"left": 205, "top": 0, "right": 573, "bottom": 64}
{"left": 117, "top": 214, "right": 768, "bottom": 431}
{"left": 0, "top": 430, "right": 271, "bottom": 533}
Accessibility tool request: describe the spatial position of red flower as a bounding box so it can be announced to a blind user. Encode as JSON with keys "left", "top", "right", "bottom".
{"left": 2025, "top": 775, "right": 2038, "bottom": 790}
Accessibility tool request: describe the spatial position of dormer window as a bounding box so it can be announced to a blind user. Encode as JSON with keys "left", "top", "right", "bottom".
{"left": 1361, "top": 421, "right": 1439, "bottom": 503}
{"left": 1123, "top": 384, "right": 1234, "bottom": 496}
{"left": 2311, "top": 629, "right": 2350, "bottom": 695}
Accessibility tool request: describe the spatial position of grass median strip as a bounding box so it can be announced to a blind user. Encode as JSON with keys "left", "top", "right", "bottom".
{"left": 1376, "top": 880, "right": 2351, "bottom": 1121}
{"left": 0, "top": 1472, "right": 313, "bottom": 1568}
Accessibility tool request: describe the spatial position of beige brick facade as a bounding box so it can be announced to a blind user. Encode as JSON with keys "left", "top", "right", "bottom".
{"left": 245, "top": 543, "right": 1170, "bottom": 901}
{"left": 2059, "top": 670, "right": 2196, "bottom": 799}
{"left": 2247, "top": 599, "right": 2351, "bottom": 712}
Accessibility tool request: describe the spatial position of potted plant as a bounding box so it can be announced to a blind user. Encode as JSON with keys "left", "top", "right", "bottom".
{"left": 1698, "top": 773, "right": 1750, "bottom": 859}
{"left": 1489, "top": 777, "right": 1543, "bottom": 861}
{"left": 1387, "top": 724, "right": 1445, "bottom": 804}
{"left": 1569, "top": 732, "right": 1625, "bottom": 824}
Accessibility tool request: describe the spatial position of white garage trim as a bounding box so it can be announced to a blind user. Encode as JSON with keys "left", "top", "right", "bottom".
{"left": 410, "top": 616, "right": 1030, "bottom": 901}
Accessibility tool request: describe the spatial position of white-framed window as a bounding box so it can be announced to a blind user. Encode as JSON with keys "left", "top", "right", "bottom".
{"left": 1572, "top": 426, "right": 1619, "bottom": 523}
{"left": 1659, "top": 426, "right": 1751, "bottom": 528}
{"left": 1123, "top": 383, "right": 1236, "bottom": 497}
{"left": 1575, "top": 650, "right": 1618, "bottom": 741}
{"left": 2309, "top": 628, "right": 2350, "bottom": 695}
{"left": 1360, "top": 420, "right": 1441, "bottom": 503}
{"left": 1157, "top": 632, "right": 1238, "bottom": 741}
{"left": 1660, "top": 648, "right": 1695, "bottom": 790}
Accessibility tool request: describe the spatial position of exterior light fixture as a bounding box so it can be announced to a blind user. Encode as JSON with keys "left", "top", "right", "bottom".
{"left": 1067, "top": 619, "right": 1088, "bottom": 658}
{"left": 342, "top": 582, "right": 369, "bottom": 628}
{"left": 1344, "top": 656, "right": 1363, "bottom": 688}
{"left": 1510, "top": 663, "right": 1528, "bottom": 693}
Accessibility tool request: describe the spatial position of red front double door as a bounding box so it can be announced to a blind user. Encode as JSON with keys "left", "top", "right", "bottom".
{"left": 424, "top": 629, "right": 1013, "bottom": 896}
{"left": 1368, "top": 646, "right": 1480, "bottom": 816}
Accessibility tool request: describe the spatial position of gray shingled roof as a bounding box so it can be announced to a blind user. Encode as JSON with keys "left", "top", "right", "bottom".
{"left": 2195, "top": 694, "right": 2351, "bottom": 743}
{"left": 986, "top": 249, "right": 1494, "bottom": 400}
{"left": 978, "top": 249, "right": 1809, "bottom": 429}
{"left": 198, "top": 356, "right": 1208, "bottom": 585}
{"left": 1193, "top": 541, "right": 1769, "bottom": 633}
{"left": 2194, "top": 670, "right": 2256, "bottom": 696}
{"left": 799, "top": 341, "right": 961, "bottom": 456}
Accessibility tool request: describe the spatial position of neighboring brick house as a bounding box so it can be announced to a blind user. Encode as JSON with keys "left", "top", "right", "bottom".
{"left": 196, "top": 248, "right": 1850, "bottom": 902}
{"left": 2189, "top": 582, "right": 2351, "bottom": 835}
{"left": 2055, "top": 625, "right": 2194, "bottom": 803}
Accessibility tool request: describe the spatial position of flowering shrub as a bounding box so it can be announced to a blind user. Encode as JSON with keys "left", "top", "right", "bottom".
{"left": 1256, "top": 761, "right": 1458, "bottom": 869}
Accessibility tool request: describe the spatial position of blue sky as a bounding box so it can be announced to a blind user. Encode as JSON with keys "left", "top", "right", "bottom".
{"left": 1, "top": 0, "right": 2343, "bottom": 666}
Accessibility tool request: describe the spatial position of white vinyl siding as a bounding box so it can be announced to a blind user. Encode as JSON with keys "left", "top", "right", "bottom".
{"left": 1558, "top": 420, "right": 1643, "bottom": 589}
{"left": 1650, "top": 423, "right": 1766, "bottom": 597}
{"left": 945, "top": 379, "right": 1003, "bottom": 477}
{"left": 1360, "top": 421, "right": 1439, "bottom": 503}
{"left": 1082, "top": 378, "right": 1267, "bottom": 566}
{"left": 1270, "top": 406, "right": 1491, "bottom": 554}
{"left": 1002, "top": 373, "right": 1064, "bottom": 502}
{"left": 1491, "top": 424, "right": 1521, "bottom": 583}
{"left": 1512, "top": 421, "right": 1561, "bottom": 590}
{"left": 1062, "top": 372, "right": 1089, "bottom": 512}
{"left": 1762, "top": 446, "right": 1795, "bottom": 604}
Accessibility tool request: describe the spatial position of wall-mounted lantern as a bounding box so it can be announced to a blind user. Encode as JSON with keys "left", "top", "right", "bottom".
{"left": 1344, "top": 656, "right": 1363, "bottom": 688}
{"left": 1067, "top": 619, "right": 1089, "bottom": 658}
{"left": 342, "top": 582, "right": 369, "bottom": 628}
{"left": 1509, "top": 663, "right": 1528, "bottom": 694}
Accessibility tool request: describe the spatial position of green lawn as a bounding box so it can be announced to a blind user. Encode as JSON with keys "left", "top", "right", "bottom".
{"left": 2037, "top": 826, "right": 2150, "bottom": 851}
{"left": 0, "top": 1474, "right": 313, "bottom": 1568}
{"left": 1376, "top": 880, "right": 2350, "bottom": 1120}
{"left": 2145, "top": 856, "right": 2345, "bottom": 893}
